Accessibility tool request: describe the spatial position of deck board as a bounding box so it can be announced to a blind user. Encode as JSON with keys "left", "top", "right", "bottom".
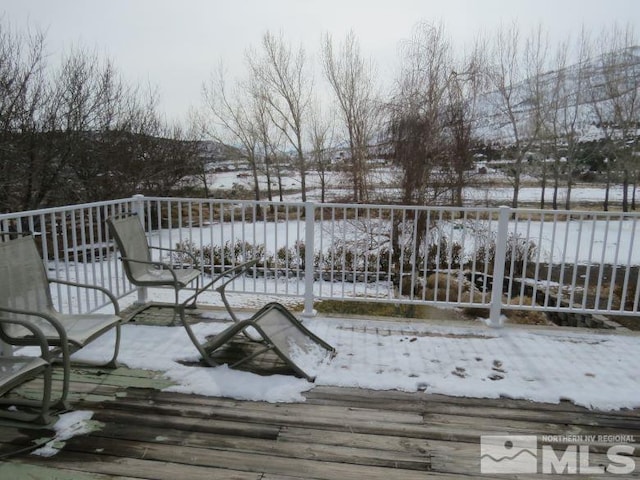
{"left": 1, "top": 367, "right": 639, "bottom": 478}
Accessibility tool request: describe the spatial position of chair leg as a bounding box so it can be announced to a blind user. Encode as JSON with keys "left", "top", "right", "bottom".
{"left": 38, "top": 360, "right": 54, "bottom": 423}
{"left": 177, "top": 306, "right": 216, "bottom": 366}
{"left": 103, "top": 323, "right": 121, "bottom": 369}
{"left": 0, "top": 360, "right": 56, "bottom": 425}
{"left": 184, "top": 276, "right": 202, "bottom": 310}
{"left": 55, "top": 344, "right": 71, "bottom": 410}
{"left": 169, "top": 289, "right": 180, "bottom": 326}
{"left": 169, "top": 305, "right": 179, "bottom": 326}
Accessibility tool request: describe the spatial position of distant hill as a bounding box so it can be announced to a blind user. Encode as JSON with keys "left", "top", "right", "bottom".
{"left": 474, "top": 46, "right": 640, "bottom": 146}
{"left": 196, "top": 140, "right": 244, "bottom": 169}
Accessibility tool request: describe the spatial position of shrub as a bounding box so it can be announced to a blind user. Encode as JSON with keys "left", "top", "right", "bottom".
{"left": 472, "top": 233, "right": 536, "bottom": 277}
{"left": 171, "top": 238, "right": 263, "bottom": 272}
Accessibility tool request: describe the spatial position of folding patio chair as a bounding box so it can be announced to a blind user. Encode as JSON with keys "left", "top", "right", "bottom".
{"left": 0, "top": 235, "right": 122, "bottom": 407}
{"left": 184, "top": 301, "right": 335, "bottom": 381}
{"left": 0, "top": 318, "right": 53, "bottom": 424}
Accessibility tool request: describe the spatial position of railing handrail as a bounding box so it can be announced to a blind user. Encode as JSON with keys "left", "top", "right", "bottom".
{"left": 6, "top": 196, "right": 639, "bottom": 222}
{"left": 0, "top": 198, "right": 134, "bottom": 221}
{"left": 137, "top": 195, "right": 640, "bottom": 218}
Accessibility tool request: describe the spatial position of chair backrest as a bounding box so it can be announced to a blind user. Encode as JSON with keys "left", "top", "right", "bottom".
{"left": 106, "top": 214, "right": 152, "bottom": 283}
{"left": 0, "top": 236, "right": 55, "bottom": 334}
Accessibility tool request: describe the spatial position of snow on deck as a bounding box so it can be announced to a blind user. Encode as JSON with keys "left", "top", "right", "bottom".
{"left": 69, "top": 310, "right": 640, "bottom": 411}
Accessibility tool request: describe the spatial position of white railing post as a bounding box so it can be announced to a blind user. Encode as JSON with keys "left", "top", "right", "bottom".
{"left": 302, "top": 201, "right": 316, "bottom": 318}
{"left": 489, "top": 206, "right": 510, "bottom": 327}
{"left": 133, "top": 194, "right": 148, "bottom": 305}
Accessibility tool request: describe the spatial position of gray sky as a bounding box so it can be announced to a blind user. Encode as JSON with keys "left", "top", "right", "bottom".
{"left": 1, "top": 0, "right": 638, "bottom": 122}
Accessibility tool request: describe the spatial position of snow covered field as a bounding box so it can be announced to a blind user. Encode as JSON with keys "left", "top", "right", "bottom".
{"left": 198, "top": 167, "right": 632, "bottom": 206}
{"left": 154, "top": 212, "right": 640, "bottom": 267}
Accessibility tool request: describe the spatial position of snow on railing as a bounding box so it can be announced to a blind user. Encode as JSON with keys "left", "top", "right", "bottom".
{"left": 1, "top": 194, "right": 638, "bottom": 327}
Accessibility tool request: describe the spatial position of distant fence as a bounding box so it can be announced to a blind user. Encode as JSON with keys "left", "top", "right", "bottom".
{"left": 1, "top": 194, "right": 638, "bottom": 327}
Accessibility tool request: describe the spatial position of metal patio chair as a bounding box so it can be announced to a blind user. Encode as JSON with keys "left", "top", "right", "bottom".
{"left": 0, "top": 235, "right": 122, "bottom": 408}
{"left": 107, "top": 213, "right": 224, "bottom": 324}
{"left": 185, "top": 301, "right": 335, "bottom": 381}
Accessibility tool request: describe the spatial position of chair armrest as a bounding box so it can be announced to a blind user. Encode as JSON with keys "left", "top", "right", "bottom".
{"left": 0, "top": 306, "right": 70, "bottom": 364}
{"left": 149, "top": 245, "right": 199, "bottom": 265}
{"left": 213, "top": 258, "right": 261, "bottom": 293}
{"left": 0, "top": 306, "right": 68, "bottom": 343}
{"left": 119, "top": 256, "right": 182, "bottom": 284}
{"left": 0, "top": 317, "right": 51, "bottom": 360}
{"left": 48, "top": 278, "right": 120, "bottom": 315}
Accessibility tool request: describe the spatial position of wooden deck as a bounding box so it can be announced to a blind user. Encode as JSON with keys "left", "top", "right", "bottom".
{"left": 0, "top": 307, "right": 639, "bottom": 478}
{"left": 0, "top": 367, "right": 638, "bottom": 478}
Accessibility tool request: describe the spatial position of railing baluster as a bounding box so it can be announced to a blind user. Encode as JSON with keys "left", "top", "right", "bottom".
{"left": 620, "top": 215, "right": 637, "bottom": 313}
{"left": 303, "top": 202, "right": 316, "bottom": 317}
{"left": 607, "top": 213, "right": 625, "bottom": 312}
{"left": 569, "top": 212, "right": 585, "bottom": 308}
{"left": 594, "top": 214, "right": 612, "bottom": 311}
{"left": 489, "top": 206, "right": 511, "bottom": 327}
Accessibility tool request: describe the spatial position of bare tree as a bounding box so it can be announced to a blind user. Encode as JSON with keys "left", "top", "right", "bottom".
{"left": 444, "top": 38, "right": 486, "bottom": 208}
{"left": 186, "top": 108, "right": 214, "bottom": 197}
{"left": 589, "top": 23, "right": 639, "bottom": 212}
{"left": 0, "top": 22, "right": 48, "bottom": 210}
{"left": 542, "top": 29, "right": 593, "bottom": 210}
{"left": 487, "top": 23, "right": 549, "bottom": 208}
{"left": 247, "top": 31, "right": 312, "bottom": 202}
{"left": 308, "top": 101, "right": 335, "bottom": 203}
{"left": 385, "top": 22, "right": 459, "bottom": 288}
{"left": 524, "top": 25, "right": 550, "bottom": 209}
{"left": 52, "top": 49, "right": 124, "bottom": 201}
{"left": 0, "top": 19, "right": 197, "bottom": 209}
{"left": 249, "top": 79, "right": 286, "bottom": 205}
{"left": 322, "top": 31, "right": 378, "bottom": 203}
{"left": 202, "top": 65, "right": 261, "bottom": 202}
{"left": 388, "top": 22, "right": 454, "bottom": 206}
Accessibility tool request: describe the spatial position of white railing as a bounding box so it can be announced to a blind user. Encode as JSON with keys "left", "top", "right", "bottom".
{"left": 0, "top": 198, "right": 139, "bottom": 314}
{"left": 1, "top": 194, "right": 638, "bottom": 327}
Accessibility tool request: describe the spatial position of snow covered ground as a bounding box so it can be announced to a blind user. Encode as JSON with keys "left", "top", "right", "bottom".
{"left": 152, "top": 212, "right": 640, "bottom": 267}
{"left": 70, "top": 309, "right": 640, "bottom": 411}
{"left": 197, "top": 167, "right": 632, "bottom": 206}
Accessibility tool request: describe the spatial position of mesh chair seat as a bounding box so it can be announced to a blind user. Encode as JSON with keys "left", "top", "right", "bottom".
{"left": 0, "top": 357, "right": 49, "bottom": 396}
{"left": 131, "top": 267, "right": 201, "bottom": 287}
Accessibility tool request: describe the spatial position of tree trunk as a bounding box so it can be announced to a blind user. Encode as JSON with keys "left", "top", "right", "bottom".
{"left": 540, "top": 160, "right": 547, "bottom": 210}
{"left": 564, "top": 167, "right": 573, "bottom": 211}
{"left": 622, "top": 168, "right": 629, "bottom": 213}
{"left": 604, "top": 162, "right": 611, "bottom": 212}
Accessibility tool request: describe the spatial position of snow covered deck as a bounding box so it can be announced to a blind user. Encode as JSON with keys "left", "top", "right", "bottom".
{"left": 1, "top": 306, "right": 639, "bottom": 477}
{"left": 77, "top": 304, "right": 640, "bottom": 410}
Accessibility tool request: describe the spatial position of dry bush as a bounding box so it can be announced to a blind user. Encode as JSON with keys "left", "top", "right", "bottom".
{"left": 460, "top": 289, "right": 490, "bottom": 318}
{"left": 504, "top": 296, "right": 551, "bottom": 325}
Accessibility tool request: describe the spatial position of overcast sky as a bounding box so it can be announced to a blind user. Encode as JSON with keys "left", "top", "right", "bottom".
{"left": 1, "top": 0, "right": 638, "bottom": 122}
